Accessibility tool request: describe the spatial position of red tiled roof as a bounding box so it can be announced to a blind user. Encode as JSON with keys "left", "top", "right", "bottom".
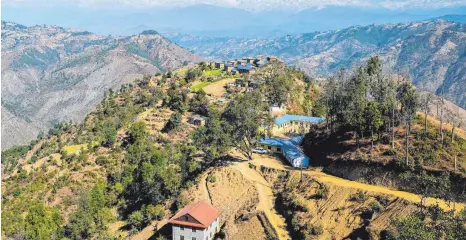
{"left": 168, "top": 200, "right": 221, "bottom": 229}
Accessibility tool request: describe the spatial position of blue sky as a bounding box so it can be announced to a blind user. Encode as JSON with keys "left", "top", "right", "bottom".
{"left": 3, "top": 0, "right": 466, "bottom": 37}
{"left": 4, "top": 0, "right": 466, "bottom": 12}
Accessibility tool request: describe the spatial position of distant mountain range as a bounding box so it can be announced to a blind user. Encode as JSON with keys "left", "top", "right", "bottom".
{"left": 3, "top": 4, "right": 466, "bottom": 37}
{"left": 1, "top": 21, "right": 201, "bottom": 149}
{"left": 167, "top": 19, "right": 466, "bottom": 109}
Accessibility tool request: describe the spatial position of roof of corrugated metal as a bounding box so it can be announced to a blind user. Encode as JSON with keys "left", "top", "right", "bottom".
{"left": 274, "top": 114, "right": 325, "bottom": 125}
{"left": 259, "top": 136, "right": 309, "bottom": 167}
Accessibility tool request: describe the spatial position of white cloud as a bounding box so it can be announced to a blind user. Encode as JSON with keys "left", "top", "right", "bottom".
{"left": 3, "top": 0, "right": 466, "bottom": 11}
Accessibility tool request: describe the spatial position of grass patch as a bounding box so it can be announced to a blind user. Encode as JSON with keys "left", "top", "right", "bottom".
{"left": 62, "top": 141, "right": 99, "bottom": 155}
{"left": 203, "top": 69, "right": 223, "bottom": 77}
{"left": 191, "top": 75, "right": 240, "bottom": 92}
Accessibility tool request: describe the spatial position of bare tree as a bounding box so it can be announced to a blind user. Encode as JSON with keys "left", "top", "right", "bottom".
{"left": 419, "top": 92, "right": 433, "bottom": 134}
{"left": 447, "top": 106, "right": 463, "bottom": 143}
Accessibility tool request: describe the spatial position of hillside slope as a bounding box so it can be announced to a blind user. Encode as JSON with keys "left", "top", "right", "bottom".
{"left": 168, "top": 20, "right": 466, "bottom": 108}
{"left": 1, "top": 22, "right": 201, "bottom": 149}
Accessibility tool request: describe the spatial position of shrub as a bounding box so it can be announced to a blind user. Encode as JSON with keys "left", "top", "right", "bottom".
{"left": 128, "top": 210, "right": 144, "bottom": 230}
{"left": 145, "top": 204, "right": 165, "bottom": 221}
{"left": 207, "top": 175, "right": 216, "bottom": 183}
{"left": 350, "top": 190, "right": 368, "bottom": 203}
{"left": 376, "top": 195, "right": 390, "bottom": 206}
{"left": 383, "top": 148, "right": 396, "bottom": 156}
{"left": 306, "top": 223, "right": 323, "bottom": 236}
{"left": 95, "top": 156, "right": 109, "bottom": 166}
{"left": 369, "top": 200, "right": 383, "bottom": 213}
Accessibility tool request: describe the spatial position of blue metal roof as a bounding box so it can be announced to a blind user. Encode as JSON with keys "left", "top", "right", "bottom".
{"left": 274, "top": 115, "right": 325, "bottom": 126}
{"left": 236, "top": 63, "right": 253, "bottom": 70}
{"left": 259, "top": 136, "right": 309, "bottom": 168}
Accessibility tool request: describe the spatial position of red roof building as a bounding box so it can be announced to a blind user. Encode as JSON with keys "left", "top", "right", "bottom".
{"left": 169, "top": 201, "right": 221, "bottom": 240}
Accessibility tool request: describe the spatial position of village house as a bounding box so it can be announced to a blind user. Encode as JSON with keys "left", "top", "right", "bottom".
{"left": 214, "top": 62, "right": 225, "bottom": 69}
{"left": 268, "top": 104, "right": 286, "bottom": 115}
{"left": 169, "top": 201, "right": 221, "bottom": 240}
{"left": 260, "top": 114, "right": 325, "bottom": 136}
{"left": 189, "top": 115, "right": 205, "bottom": 126}
{"left": 270, "top": 114, "right": 324, "bottom": 135}
{"left": 223, "top": 64, "right": 235, "bottom": 73}
{"left": 237, "top": 59, "right": 247, "bottom": 66}
{"left": 243, "top": 57, "right": 257, "bottom": 64}
{"left": 236, "top": 63, "right": 255, "bottom": 74}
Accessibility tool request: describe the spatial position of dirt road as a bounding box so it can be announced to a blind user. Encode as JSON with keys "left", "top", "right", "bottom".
{"left": 250, "top": 155, "right": 465, "bottom": 212}
{"left": 232, "top": 162, "right": 292, "bottom": 240}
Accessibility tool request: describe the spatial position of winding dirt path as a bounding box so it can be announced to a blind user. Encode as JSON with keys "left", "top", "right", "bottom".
{"left": 250, "top": 156, "right": 465, "bottom": 212}
{"left": 232, "top": 162, "right": 292, "bottom": 240}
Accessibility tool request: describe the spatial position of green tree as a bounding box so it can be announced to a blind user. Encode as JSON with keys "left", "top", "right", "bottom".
{"left": 223, "top": 92, "right": 267, "bottom": 160}
{"left": 128, "top": 211, "right": 144, "bottom": 231}
{"left": 192, "top": 108, "right": 232, "bottom": 161}
{"left": 364, "top": 101, "right": 383, "bottom": 148}
{"left": 189, "top": 89, "right": 209, "bottom": 116}
{"left": 163, "top": 111, "right": 182, "bottom": 132}
{"left": 24, "top": 201, "right": 63, "bottom": 240}
{"left": 397, "top": 82, "right": 419, "bottom": 165}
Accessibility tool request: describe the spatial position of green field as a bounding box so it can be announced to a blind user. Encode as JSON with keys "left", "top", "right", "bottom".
{"left": 63, "top": 141, "right": 99, "bottom": 154}
{"left": 191, "top": 74, "right": 241, "bottom": 92}
{"left": 203, "top": 69, "right": 223, "bottom": 77}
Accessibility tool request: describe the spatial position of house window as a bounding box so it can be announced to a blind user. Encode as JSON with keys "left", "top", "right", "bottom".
{"left": 268, "top": 146, "right": 271, "bottom": 150}
{"left": 192, "top": 238, "right": 196, "bottom": 240}
{"left": 192, "top": 228, "right": 196, "bottom": 233}
{"left": 180, "top": 226, "right": 184, "bottom": 231}
{"left": 180, "top": 236, "right": 184, "bottom": 240}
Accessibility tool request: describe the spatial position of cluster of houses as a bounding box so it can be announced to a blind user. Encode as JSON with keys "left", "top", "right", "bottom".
{"left": 209, "top": 56, "right": 280, "bottom": 75}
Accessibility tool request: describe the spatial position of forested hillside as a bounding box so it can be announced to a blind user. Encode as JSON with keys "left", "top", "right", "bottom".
{"left": 302, "top": 56, "right": 466, "bottom": 202}
{"left": 1, "top": 61, "right": 315, "bottom": 239}
{"left": 2, "top": 58, "right": 465, "bottom": 240}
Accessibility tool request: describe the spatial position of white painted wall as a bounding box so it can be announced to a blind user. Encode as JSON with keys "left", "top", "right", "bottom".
{"left": 172, "top": 217, "right": 220, "bottom": 240}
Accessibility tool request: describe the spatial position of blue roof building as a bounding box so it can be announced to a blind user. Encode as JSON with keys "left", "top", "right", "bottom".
{"left": 258, "top": 136, "right": 309, "bottom": 168}
{"left": 236, "top": 63, "right": 255, "bottom": 73}
{"left": 274, "top": 115, "right": 325, "bottom": 126}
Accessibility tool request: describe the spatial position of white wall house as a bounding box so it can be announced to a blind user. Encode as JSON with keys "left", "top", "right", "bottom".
{"left": 169, "top": 201, "right": 221, "bottom": 240}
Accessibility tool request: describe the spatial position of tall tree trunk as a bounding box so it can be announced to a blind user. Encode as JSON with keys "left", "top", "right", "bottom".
{"left": 452, "top": 126, "right": 456, "bottom": 143}
{"left": 371, "top": 129, "right": 374, "bottom": 149}
{"left": 424, "top": 110, "right": 428, "bottom": 134}
{"left": 391, "top": 106, "right": 396, "bottom": 149}
{"left": 405, "top": 122, "right": 410, "bottom": 166}
{"left": 356, "top": 129, "right": 360, "bottom": 149}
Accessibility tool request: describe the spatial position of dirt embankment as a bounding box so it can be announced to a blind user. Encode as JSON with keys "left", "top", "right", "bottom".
{"left": 184, "top": 167, "right": 275, "bottom": 240}
{"left": 258, "top": 166, "right": 419, "bottom": 240}
{"left": 325, "top": 159, "right": 466, "bottom": 203}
